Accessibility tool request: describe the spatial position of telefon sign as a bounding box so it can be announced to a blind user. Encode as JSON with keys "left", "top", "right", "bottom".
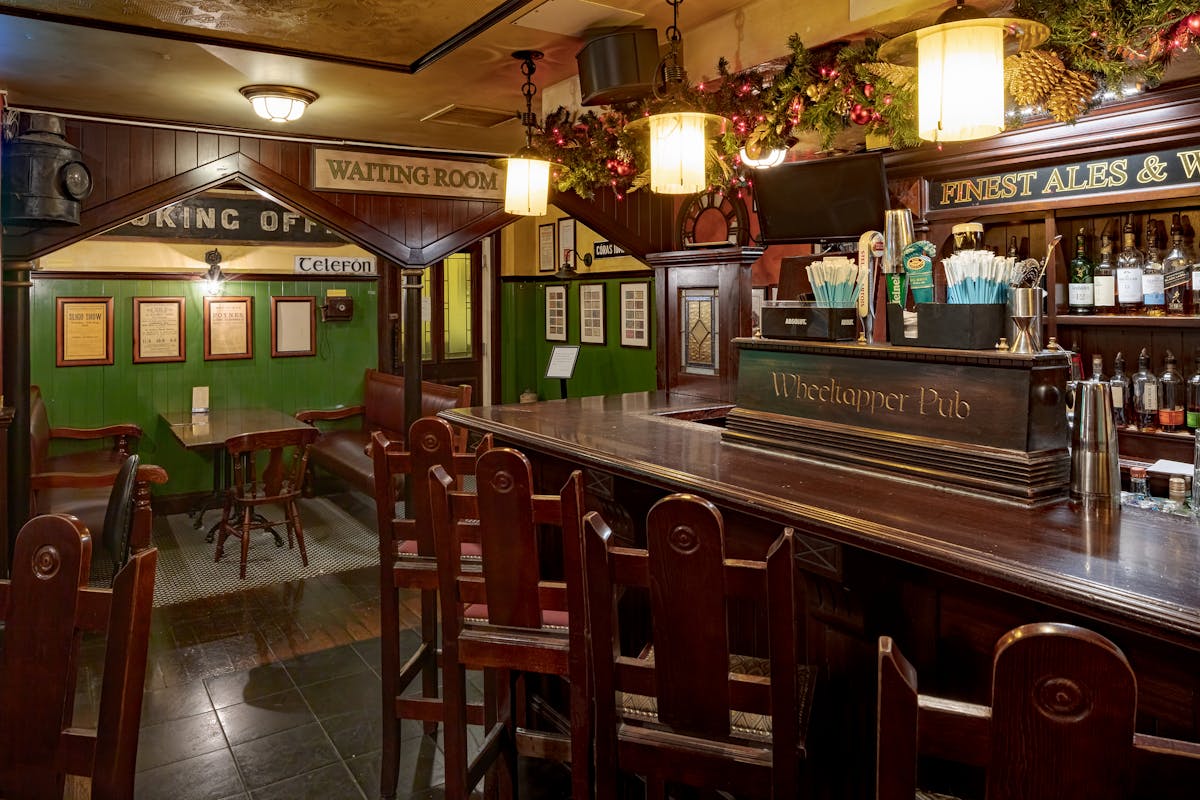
{"left": 293, "top": 255, "right": 377, "bottom": 276}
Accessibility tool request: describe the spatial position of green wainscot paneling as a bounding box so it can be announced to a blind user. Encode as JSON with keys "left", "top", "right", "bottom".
{"left": 499, "top": 276, "right": 657, "bottom": 403}
{"left": 30, "top": 277, "right": 379, "bottom": 496}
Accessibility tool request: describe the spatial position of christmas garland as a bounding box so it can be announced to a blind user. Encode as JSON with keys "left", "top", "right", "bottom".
{"left": 528, "top": 1, "right": 1200, "bottom": 200}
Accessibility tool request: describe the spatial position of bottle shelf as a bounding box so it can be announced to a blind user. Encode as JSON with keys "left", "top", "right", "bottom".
{"left": 1117, "top": 426, "right": 1195, "bottom": 463}
{"left": 1052, "top": 314, "right": 1200, "bottom": 328}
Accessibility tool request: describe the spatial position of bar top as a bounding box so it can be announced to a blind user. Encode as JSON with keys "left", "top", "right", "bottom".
{"left": 443, "top": 391, "right": 1200, "bottom": 651}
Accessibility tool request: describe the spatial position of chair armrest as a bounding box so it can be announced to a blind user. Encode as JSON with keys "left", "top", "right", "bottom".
{"left": 294, "top": 405, "right": 366, "bottom": 424}
{"left": 49, "top": 423, "right": 143, "bottom": 441}
{"left": 135, "top": 464, "right": 169, "bottom": 486}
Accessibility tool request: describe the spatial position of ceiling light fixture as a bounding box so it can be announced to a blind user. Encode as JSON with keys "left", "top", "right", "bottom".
{"left": 239, "top": 84, "right": 318, "bottom": 123}
{"left": 503, "top": 51, "right": 552, "bottom": 216}
{"left": 627, "top": 0, "right": 728, "bottom": 194}
{"left": 877, "top": 1, "right": 1048, "bottom": 143}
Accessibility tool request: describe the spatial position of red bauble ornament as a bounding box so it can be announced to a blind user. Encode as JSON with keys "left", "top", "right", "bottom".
{"left": 863, "top": 83, "right": 875, "bottom": 98}
{"left": 883, "top": 94, "right": 894, "bottom": 106}
{"left": 850, "top": 107, "right": 871, "bottom": 125}
{"left": 852, "top": 103, "right": 863, "bottom": 114}
{"left": 1188, "top": 14, "right": 1200, "bottom": 33}
{"left": 871, "top": 111, "right": 882, "bottom": 122}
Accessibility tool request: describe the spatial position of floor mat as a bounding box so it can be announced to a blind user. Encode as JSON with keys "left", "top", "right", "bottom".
{"left": 147, "top": 492, "right": 383, "bottom": 607}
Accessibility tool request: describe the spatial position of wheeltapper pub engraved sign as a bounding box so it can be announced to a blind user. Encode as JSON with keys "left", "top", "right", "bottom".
{"left": 312, "top": 148, "right": 504, "bottom": 201}
{"left": 930, "top": 144, "right": 1200, "bottom": 211}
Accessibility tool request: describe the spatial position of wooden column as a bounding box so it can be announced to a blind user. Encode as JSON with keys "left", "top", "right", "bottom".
{"left": 2, "top": 259, "right": 32, "bottom": 572}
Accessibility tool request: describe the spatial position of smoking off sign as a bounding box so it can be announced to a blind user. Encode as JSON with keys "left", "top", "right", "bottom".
{"left": 313, "top": 149, "right": 504, "bottom": 201}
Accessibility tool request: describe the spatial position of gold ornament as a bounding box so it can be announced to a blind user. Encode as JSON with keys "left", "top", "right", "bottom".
{"left": 805, "top": 83, "right": 827, "bottom": 101}
{"left": 862, "top": 61, "right": 915, "bottom": 88}
{"left": 1005, "top": 50, "right": 1065, "bottom": 106}
{"left": 1045, "top": 69, "right": 1098, "bottom": 123}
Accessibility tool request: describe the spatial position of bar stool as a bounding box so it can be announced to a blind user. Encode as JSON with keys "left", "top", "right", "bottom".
{"left": 372, "top": 418, "right": 492, "bottom": 800}
{"left": 428, "top": 447, "right": 591, "bottom": 799}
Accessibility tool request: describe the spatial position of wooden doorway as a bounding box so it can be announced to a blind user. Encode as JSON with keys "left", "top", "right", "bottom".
{"left": 397, "top": 242, "right": 484, "bottom": 398}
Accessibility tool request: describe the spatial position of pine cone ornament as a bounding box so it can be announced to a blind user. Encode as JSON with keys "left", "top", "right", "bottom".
{"left": 862, "top": 62, "right": 915, "bottom": 88}
{"left": 1044, "top": 70, "right": 1098, "bottom": 123}
{"left": 1005, "top": 50, "right": 1065, "bottom": 106}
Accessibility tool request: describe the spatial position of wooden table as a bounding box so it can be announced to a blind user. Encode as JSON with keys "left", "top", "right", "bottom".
{"left": 161, "top": 408, "right": 311, "bottom": 539}
{"left": 443, "top": 391, "right": 1200, "bottom": 797}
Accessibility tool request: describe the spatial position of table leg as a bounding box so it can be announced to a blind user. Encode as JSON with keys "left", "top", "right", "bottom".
{"left": 194, "top": 448, "right": 225, "bottom": 534}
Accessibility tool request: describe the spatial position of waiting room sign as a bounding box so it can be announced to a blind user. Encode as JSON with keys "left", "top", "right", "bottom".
{"left": 313, "top": 148, "right": 504, "bottom": 201}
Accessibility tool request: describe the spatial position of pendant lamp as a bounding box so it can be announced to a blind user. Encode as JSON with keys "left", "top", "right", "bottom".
{"left": 503, "top": 51, "right": 552, "bottom": 216}
{"left": 626, "top": 0, "right": 728, "bottom": 194}
{"left": 877, "top": 1, "right": 1048, "bottom": 143}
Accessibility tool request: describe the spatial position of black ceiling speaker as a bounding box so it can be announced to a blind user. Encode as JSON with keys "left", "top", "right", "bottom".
{"left": 576, "top": 28, "right": 661, "bottom": 106}
{"left": 2, "top": 112, "right": 93, "bottom": 226}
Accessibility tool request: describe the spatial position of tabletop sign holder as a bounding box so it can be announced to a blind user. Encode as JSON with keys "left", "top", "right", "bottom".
{"left": 545, "top": 345, "right": 580, "bottom": 400}
{"left": 191, "top": 385, "right": 210, "bottom": 414}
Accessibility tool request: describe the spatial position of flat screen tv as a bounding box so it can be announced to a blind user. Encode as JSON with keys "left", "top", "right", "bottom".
{"left": 752, "top": 152, "right": 889, "bottom": 244}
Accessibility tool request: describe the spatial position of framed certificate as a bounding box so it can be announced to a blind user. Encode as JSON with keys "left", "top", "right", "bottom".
{"left": 56, "top": 296, "right": 114, "bottom": 367}
{"left": 579, "top": 283, "right": 606, "bottom": 345}
{"left": 538, "top": 223, "right": 557, "bottom": 273}
{"left": 619, "top": 282, "right": 651, "bottom": 348}
{"left": 271, "top": 296, "right": 316, "bottom": 357}
{"left": 132, "top": 297, "right": 185, "bottom": 363}
{"left": 203, "top": 296, "right": 253, "bottom": 360}
{"left": 557, "top": 217, "right": 576, "bottom": 265}
{"left": 545, "top": 284, "right": 568, "bottom": 342}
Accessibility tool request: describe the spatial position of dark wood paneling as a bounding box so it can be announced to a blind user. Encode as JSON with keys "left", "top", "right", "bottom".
{"left": 553, "top": 188, "right": 678, "bottom": 261}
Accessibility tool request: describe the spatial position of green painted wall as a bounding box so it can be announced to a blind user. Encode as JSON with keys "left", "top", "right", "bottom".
{"left": 499, "top": 277, "right": 657, "bottom": 403}
{"left": 30, "top": 277, "right": 379, "bottom": 495}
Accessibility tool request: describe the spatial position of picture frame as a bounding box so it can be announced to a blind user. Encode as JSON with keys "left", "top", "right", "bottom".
{"left": 132, "top": 296, "right": 185, "bottom": 363}
{"left": 538, "top": 222, "right": 557, "bottom": 273}
{"left": 579, "top": 283, "right": 606, "bottom": 345}
{"left": 545, "top": 284, "right": 568, "bottom": 342}
{"left": 203, "top": 295, "right": 254, "bottom": 361}
{"left": 557, "top": 217, "right": 576, "bottom": 266}
{"left": 271, "top": 296, "right": 316, "bottom": 357}
{"left": 56, "top": 296, "right": 114, "bottom": 367}
{"left": 619, "top": 282, "right": 651, "bottom": 348}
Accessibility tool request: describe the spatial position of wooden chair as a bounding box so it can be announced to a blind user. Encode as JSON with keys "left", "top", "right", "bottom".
{"left": 371, "top": 418, "right": 492, "bottom": 800}
{"left": 583, "top": 496, "right": 816, "bottom": 799}
{"left": 876, "top": 622, "right": 1200, "bottom": 800}
{"left": 214, "top": 426, "right": 318, "bottom": 579}
{"left": 428, "top": 447, "right": 591, "bottom": 800}
{"left": 30, "top": 384, "right": 142, "bottom": 481}
{"left": 0, "top": 513, "right": 158, "bottom": 799}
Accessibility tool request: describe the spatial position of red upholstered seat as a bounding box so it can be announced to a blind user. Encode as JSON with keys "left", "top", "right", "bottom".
{"left": 462, "top": 604, "right": 570, "bottom": 630}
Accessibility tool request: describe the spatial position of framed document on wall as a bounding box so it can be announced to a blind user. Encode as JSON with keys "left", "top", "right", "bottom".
{"left": 203, "top": 296, "right": 254, "bottom": 360}
{"left": 271, "top": 296, "right": 316, "bottom": 357}
{"left": 579, "top": 283, "right": 606, "bottom": 345}
{"left": 538, "top": 223, "right": 557, "bottom": 273}
{"left": 545, "top": 284, "right": 567, "bottom": 342}
{"left": 132, "top": 297, "right": 185, "bottom": 363}
{"left": 56, "top": 296, "right": 114, "bottom": 367}
{"left": 557, "top": 217, "right": 576, "bottom": 265}
{"left": 619, "top": 282, "right": 650, "bottom": 348}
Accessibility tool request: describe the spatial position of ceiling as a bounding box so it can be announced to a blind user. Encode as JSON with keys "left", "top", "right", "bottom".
{"left": 0, "top": 0, "right": 965, "bottom": 156}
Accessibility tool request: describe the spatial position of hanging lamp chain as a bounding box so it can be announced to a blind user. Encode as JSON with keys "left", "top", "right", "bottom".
{"left": 519, "top": 53, "right": 539, "bottom": 149}
{"left": 662, "top": 0, "right": 686, "bottom": 87}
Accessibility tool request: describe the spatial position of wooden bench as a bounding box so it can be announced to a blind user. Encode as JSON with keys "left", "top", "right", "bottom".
{"left": 30, "top": 384, "right": 142, "bottom": 478}
{"left": 294, "top": 368, "right": 471, "bottom": 496}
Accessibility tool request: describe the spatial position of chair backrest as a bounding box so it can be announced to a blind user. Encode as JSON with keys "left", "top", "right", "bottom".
{"left": 102, "top": 453, "right": 140, "bottom": 572}
{"left": 29, "top": 384, "right": 50, "bottom": 470}
{"left": 0, "top": 513, "right": 157, "bottom": 799}
{"left": 361, "top": 369, "right": 472, "bottom": 448}
{"left": 431, "top": 447, "right": 583, "bottom": 631}
{"left": 876, "top": 623, "right": 1200, "bottom": 800}
{"left": 583, "top": 496, "right": 806, "bottom": 797}
{"left": 371, "top": 417, "right": 492, "bottom": 559}
{"left": 225, "top": 426, "right": 319, "bottom": 502}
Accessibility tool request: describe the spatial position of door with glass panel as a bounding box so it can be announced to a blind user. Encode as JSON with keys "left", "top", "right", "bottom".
{"left": 397, "top": 244, "right": 482, "bottom": 398}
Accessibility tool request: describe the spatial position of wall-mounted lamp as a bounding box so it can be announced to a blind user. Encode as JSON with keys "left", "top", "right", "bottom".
{"left": 626, "top": 0, "right": 728, "bottom": 194}
{"left": 555, "top": 248, "right": 593, "bottom": 280}
{"left": 201, "top": 248, "right": 226, "bottom": 296}
{"left": 239, "top": 85, "right": 318, "bottom": 123}
{"left": 739, "top": 143, "right": 787, "bottom": 169}
{"left": 877, "top": 1, "right": 1047, "bottom": 143}
{"left": 503, "top": 51, "right": 552, "bottom": 216}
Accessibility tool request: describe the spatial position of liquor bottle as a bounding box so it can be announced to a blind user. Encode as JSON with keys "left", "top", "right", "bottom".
{"left": 1068, "top": 337, "right": 1085, "bottom": 383}
{"left": 1067, "top": 228, "right": 1093, "bottom": 315}
{"left": 1131, "top": 348, "right": 1160, "bottom": 431}
{"left": 1142, "top": 217, "right": 1166, "bottom": 316}
{"left": 1187, "top": 349, "right": 1200, "bottom": 430}
{"left": 1109, "top": 351, "right": 1132, "bottom": 427}
{"left": 1007, "top": 235, "right": 1019, "bottom": 260}
{"left": 1092, "top": 231, "right": 1116, "bottom": 313}
{"left": 1116, "top": 217, "right": 1145, "bottom": 314}
{"left": 1159, "top": 350, "right": 1185, "bottom": 432}
{"left": 1090, "top": 354, "right": 1105, "bottom": 383}
{"left": 1164, "top": 214, "right": 1191, "bottom": 316}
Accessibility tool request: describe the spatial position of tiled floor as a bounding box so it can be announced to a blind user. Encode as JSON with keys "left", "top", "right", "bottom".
{"left": 72, "top": 555, "right": 571, "bottom": 799}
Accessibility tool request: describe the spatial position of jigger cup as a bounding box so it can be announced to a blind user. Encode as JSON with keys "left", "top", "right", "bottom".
{"left": 1007, "top": 287, "right": 1039, "bottom": 354}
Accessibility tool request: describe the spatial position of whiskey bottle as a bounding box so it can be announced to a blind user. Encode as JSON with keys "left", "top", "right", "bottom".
{"left": 1159, "top": 350, "right": 1185, "bottom": 432}
{"left": 1187, "top": 349, "right": 1200, "bottom": 430}
{"left": 1109, "top": 351, "right": 1132, "bottom": 427}
{"left": 1132, "top": 348, "right": 1160, "bottom": 431}
{"left": 1092, "top": 231, "right": 1116, "bottom": 313}
{"left": 1142, "top": 217, "right": 1166, "bottom": 316}
{"left": 1164, "top": 215, "right": 1191, "bottom": 316}
{"left": 1067, "top": 228, "right": 1093, "bottom": 315}
{"left": 1116, "top": 217, "right": 1145, "bottom": 314}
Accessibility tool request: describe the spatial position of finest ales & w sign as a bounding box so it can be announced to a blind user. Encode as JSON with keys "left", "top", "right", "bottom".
{"left": 313, "top": 148, "right": 504, "bottom": 201}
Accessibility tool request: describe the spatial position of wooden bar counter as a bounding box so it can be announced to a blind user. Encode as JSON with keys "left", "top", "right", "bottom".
{"left": 443, "top": 392, "right": 1200, "bottom": 795}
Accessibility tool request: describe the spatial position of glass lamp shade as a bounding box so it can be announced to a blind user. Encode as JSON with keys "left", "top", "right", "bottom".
{"left": 739, "top": 145, "right": 787, "bottom": 169}
{"left": 648, "top": 112, "right": 708, "bottom": 194}
{"left": 503, "top": 156, "right": 551, "bottom": 216}
{"left": 250, "top": 95, "right": 308, "bottom": 122}
{"left": 917, "top": 22, "right": 1005, "bottom": 142}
